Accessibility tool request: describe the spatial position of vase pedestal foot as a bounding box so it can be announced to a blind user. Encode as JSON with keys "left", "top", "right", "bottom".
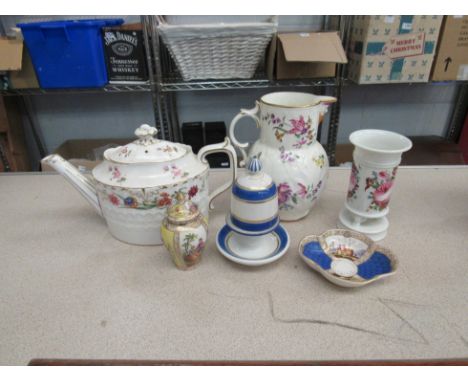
{"left": 338, "top": 208, "right": 389, "bottom": 241}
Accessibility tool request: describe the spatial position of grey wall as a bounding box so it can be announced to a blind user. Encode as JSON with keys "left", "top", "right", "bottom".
{"left": 31, "top": 92, "right": 154, "bottom": 152}
{"left": 175, "top": 82, "right": 458, "bottom": 148}
{"left": 29, "top": 81, "right": 457, "bottom": 156}
{"left": 337, "top": 82, "right": 457, "bottom": 142}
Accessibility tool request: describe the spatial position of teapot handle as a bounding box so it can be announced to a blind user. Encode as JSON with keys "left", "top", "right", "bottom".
{"left": 228, "top": 102, "right": 260, "bottom": 167}
{"left": 197, "top": 137, "right": 238, "bottom": 210}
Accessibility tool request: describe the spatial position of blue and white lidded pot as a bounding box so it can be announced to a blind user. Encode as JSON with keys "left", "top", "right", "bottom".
{"left": 228, "top": 156, "right": 279, "bottom": 235}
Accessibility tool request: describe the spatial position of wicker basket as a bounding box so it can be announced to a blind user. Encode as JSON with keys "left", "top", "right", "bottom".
{"left": 158, "top": 17, "right": 277, "bottom": 81}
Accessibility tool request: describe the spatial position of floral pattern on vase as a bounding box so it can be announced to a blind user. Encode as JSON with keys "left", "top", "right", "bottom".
{"left": 347, "top": 163, "right": 361, "bottom": 200}
{"left": 277, "top": 181, "right": 323, "bottom": 211}
{"left": 262, "top": 112, "right": 315, "bottom": 149}
{"left": 365, "top": 167, "right": 398, "bottom": 211}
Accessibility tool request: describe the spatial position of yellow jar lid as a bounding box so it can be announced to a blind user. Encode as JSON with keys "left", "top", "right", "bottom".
{"left": 166, "top": 192, "right": 200, "bottom": 224}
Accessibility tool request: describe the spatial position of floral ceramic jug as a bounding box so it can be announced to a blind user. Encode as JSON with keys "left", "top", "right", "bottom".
{"left": 229, "top": 92, "right": 336, "bottom": 221}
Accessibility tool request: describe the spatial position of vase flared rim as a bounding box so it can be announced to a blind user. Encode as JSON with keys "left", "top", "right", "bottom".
{"left": 350, "top": 129, "right": 413, "bottom": 154}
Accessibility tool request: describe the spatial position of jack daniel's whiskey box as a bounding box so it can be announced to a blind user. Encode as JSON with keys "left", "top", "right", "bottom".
{"left": 102, "top": 26, "right": 149, "bottom": 83}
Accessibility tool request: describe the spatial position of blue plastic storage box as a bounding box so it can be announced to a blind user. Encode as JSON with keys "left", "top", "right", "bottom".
{"left": 17, "top": 19, "right": 124, "bottom": 89}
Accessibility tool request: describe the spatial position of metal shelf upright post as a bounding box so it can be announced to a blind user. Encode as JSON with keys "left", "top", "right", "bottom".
{"left": 325, "top": 15, "right": 353, "bottom": 166}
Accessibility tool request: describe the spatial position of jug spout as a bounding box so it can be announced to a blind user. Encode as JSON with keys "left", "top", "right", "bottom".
{"left": 316, "top": 95, "right": 337, "bottom": 122}
{"left": 42, "top": 154, "right": 102, "bottom": 217}
{"left": 317, "top": 95, "right": 337, "bottom": 105}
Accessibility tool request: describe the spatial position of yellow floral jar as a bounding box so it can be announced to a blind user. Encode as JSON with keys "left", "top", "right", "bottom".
{"left": 161, "top": 193, "right": 208, "bottom": 270}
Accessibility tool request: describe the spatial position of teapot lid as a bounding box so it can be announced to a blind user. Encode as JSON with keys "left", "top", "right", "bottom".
{"left": 104, "top": 124, "right": 186, "bottom": 164}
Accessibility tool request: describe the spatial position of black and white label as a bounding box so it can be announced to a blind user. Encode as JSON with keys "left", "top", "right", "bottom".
{"left": 103, "top": 29, "right": 148, "bottom": 82}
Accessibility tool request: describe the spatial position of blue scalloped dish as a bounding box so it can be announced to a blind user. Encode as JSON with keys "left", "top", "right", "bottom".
{"left": 299, "top": 229, "right": 398, "bottom": 288}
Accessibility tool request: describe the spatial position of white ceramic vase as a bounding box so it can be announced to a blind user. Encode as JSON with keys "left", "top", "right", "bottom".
{"left": 338, "top": 129, "right": 412, "bottom": 241}
{"left": 229, "top": 92, "right": 336, "bottom": 221}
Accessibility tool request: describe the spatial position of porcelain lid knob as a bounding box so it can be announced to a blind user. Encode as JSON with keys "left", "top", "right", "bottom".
{"left": 135, "top": 124, "right": 158, "bottom": 139}
{"left": 234, "top": 154, "right": 273, "bottom": 191}
{"left": 247, "top": 156, "right": 262, "bottom": 174}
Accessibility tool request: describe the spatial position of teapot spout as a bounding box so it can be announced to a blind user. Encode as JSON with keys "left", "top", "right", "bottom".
{"left": 42, "top": 154, "right": 102, "bottom": 217}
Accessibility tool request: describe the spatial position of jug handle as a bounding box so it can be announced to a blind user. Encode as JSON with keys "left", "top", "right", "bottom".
{"left": 197, "top": 137, "right": 238, "bottom": 210}
{"left": 228, "top": 102, "right": 260, "bottom": 167}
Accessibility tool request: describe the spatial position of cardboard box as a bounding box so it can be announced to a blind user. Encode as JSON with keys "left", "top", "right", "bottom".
{"left": 267, "top": 31, "right": 347, "bottom": 80}
{"left": 431, "top": 16, "right": 468, "bottom": 81}
{"left": 335, "top": 144, "right": 355, "bottom": 165}
{"left": 0, "top": 37, "right": 23, "bottom": 71}
{"left": 41, "top": 138, "right": 129, "bottom": 172}
{"left": 0, "top": 30, "right": 40, "bottom": 89}
{"left": 9, "top": 47, "right": 40, "bottom": 89}
{"left": 348, "top": 15, "right": 443, "bottom": 84}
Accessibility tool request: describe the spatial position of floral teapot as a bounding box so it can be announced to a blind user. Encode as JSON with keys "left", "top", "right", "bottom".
{"left": 43, "top": 124, "right": 237, "bottom": 245}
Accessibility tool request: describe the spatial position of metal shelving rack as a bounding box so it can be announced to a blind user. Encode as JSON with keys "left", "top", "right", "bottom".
{"left": 148, "top": 15, "right": 351, "bottom": 165}
{"left": 2, "top": 15, "right": 467, "bottom": 168}
{"left": 149, "top": 15, "right": 468, "bottom": 165}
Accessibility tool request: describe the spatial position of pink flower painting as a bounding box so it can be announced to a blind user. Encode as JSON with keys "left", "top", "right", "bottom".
{"left": 372, "top": 181, "right": 393, "bottom": 209}
{"left": 347, "top": 163, "right": 360, "bottom": 199}
{"left": 365, "top": 167, "right": 398, "bottom": 211}
{"left": 277, "top": 181, "right": 317, "bottom": 211}
{"left": 297, "top": 183, "right": 308, "bottom": 198}
{"left": 109, "top": 166, "right": 126, "bottom": 183}
{"left": 289, "top": 116, "right": 308, "bottom": 135}
{"left": 264, "top": 111, "right": 314, "bottom": 148}
{"left": 188, "top": 185, "right": 199, "bottom": 199}
{"left": 293, "top": 137, "right": 308, "bottom": 149}
{"left": 277, "top": 183, "right": 292, "bottom": 205}
{"left": 164, "top": 164, "right": 189, "bottom": 179}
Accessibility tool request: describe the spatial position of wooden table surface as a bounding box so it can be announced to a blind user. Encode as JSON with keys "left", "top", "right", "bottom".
{"left": 1, "top": 167, "right": 468, "bottom": 365}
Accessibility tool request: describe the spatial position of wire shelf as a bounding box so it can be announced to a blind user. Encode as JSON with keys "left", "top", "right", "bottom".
{"left": 160, "top": 77, "right": 337, "bottom": 91}
{"left": 0, "top": 83, "right": 152, "bottom": 96}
